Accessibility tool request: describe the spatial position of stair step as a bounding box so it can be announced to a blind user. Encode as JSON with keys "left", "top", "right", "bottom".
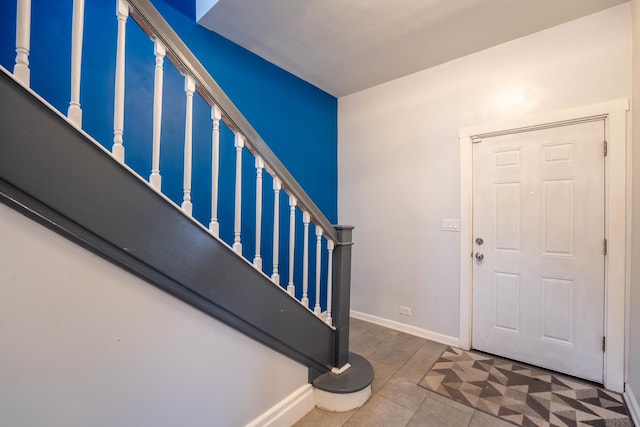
{"left": 313, "top": 352, "right": 373, "bottom": 394}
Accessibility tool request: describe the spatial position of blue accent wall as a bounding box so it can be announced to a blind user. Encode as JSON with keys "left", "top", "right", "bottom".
{"left": 161, "top": 0, "right": 195, "bottom": 20}
{"left": 0, "top": 0, "right": 337, "bottom": 308}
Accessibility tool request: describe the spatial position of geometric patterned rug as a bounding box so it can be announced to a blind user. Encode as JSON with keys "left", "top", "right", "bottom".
{"left": 419, "top": 347, "right": 633, "bottom": 427}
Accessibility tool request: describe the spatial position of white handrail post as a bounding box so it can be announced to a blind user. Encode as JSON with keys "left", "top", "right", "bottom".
{"left": 67, "top": 0, "right": 85, "bottom": 127}
{"left": 326, "top": 240, "right": 334, "bottom": 326}
{"left": 14, "top": 0, "right": 31, "bottom": 87}
{"left": 149, "top": 36, "right": 165, "bottom": 190}
{"left": 287, "top": 195, "right": 297, "bottom": 296}
{"left": 233, "top": 133, "right": 245, "bottom": 254}
{"left": 112, "top": 0, "right": 128, "bottom": 163}
{"left": 209, "top": 104, "right": 222, "bottom": 236}
{"left": 301, "top": 211, "right": 310, "bottom": 307}
{"left": 253, "top": 157, "right": 264, "bottom": 270}
{"left": 181, "top": 74, "right": 195, "bottom": 216}
{"left": 314, "top": 227, "right": 323, "bottom": 315}
{"left": 271, "top": 177, "right": 281, "bottom": 284}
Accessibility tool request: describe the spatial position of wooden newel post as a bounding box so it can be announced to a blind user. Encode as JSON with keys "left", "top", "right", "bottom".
{"left": 332, "top": 225, "right": 354, "bottom": 370}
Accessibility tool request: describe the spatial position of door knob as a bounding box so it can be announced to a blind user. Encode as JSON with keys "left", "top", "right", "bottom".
{"left": 475, "top": 252, "right": 484, "bottom": 261}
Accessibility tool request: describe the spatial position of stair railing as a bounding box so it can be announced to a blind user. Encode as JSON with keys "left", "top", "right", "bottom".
{"left": 9, "top": 0, "right": 353, "bottom": 369}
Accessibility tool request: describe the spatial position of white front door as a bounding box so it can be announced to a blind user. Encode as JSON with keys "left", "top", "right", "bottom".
{"left": 471, "top": 120, "right": 605, "bottom": 382}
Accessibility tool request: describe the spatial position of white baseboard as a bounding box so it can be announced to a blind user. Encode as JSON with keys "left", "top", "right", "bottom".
{"left": 245, "top": 384, "right": 315, "bottom": 427}
{"left": 624, "top": 383, "right": 640, "bottom": 426}
{"left": 350, "top": 310, "right": 460, "bottom": 347}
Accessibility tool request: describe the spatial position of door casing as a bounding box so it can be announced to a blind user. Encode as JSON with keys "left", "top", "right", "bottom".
{"left": 458, "top": 99, "right": 629, "bottom": 392}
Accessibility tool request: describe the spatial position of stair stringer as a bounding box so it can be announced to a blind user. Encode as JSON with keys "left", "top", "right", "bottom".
{"left": 0, "top": 69, "right": 335, "bottom": 373}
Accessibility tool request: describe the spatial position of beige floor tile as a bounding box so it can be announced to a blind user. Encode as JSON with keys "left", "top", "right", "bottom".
{"left": 412, "top": 339, "right": 448, "bottom": 362}
{"left": 378, "top": 377, "right": 429, "bottom": 411}
{"left": 349, "top": 330, "right": 389, "bottom": 358}
{"left": 369, "top": 358, "right": 401, "bottom": 393}
{"left": 293, "top": 407, "right": 357, "bottom": 427}
{"left": 369, "top": 332, "right": 426, "bottom": 367}
{"left": 363, "top": 323, "right": 401, "bottom": 341}
{"left": 428, "top": 392, "right": 475, "bottom": 414}
{"left": 350, "top": 318, "right": 374, "bottom": 337}
{"left": 394, "top": 340, "right": 448, "bottom": 384}
{"left": 406, "top": 394, "right": 474, "bottom": 427}
{"left": 468, "top": 410, "right": 515, "bottom": 427}
{"left": 344, "top": 395, "right": 415, "bottom": 427}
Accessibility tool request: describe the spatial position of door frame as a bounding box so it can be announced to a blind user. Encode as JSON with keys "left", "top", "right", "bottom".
{"left": 458, "top": 99, "right": 629, "bottom": 392}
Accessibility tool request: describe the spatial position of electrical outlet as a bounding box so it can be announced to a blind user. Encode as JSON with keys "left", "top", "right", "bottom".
{"left": 400, "top": 306, "right": 412, "bottom": 316}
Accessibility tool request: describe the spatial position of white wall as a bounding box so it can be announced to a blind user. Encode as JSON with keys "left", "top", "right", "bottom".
{"left": 338, "top": 4, "right": 631, "bottom": 340}
{"left": 627, "top": 0, "right": 640, "bottom": 420}
{"left": 0, "top": 203, "right": 307, "bottom": 427}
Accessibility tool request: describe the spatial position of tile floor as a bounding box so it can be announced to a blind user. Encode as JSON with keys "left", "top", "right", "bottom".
{"left": 293, "top": 318, "right": 630, "bottom": 427}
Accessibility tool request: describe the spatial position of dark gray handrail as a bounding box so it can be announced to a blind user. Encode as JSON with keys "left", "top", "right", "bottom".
{"left": 127, "top": 0, "right": 339, "bottom": 243}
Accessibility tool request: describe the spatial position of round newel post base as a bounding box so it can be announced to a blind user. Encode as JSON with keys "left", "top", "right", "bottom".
{"left": 312, "top": 352, "right": 374, "bottom": 412}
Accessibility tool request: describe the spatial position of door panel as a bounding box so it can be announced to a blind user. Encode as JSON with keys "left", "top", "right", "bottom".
{"left": 495, "top": 183, "right": 521, "bottom": 251}
{"left": 542, "top": 179, "right": 574, "bottom": 255}
{"left": 494, "top": 272, "right": 520, "bottom": 332}
{"left": 472, "top": 120, "right": 605, "bottom": 382}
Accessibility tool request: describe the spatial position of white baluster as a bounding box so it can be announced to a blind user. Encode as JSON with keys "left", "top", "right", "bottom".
{"left": 209, "top": 104, "right": 222, "bottom": 236}
{"left": 314, "top": 227, "right": 323, "bottom": 315}
{"left": 287, "top": 195, "right": 297, "bottom": 296}
{"left": 181, "top": 74, "right": 195, "bottom": 216}
{"left": 149, "top": 36, "right": 165, "bottom": 190}
{"left": 325, "top": 240, "right": 334, "bottom": 326}
{"left": 271, "top": 177, "right": 281, "bottom": 284}
{"left": 13, "top": 0, "right": 31, "bottom": 87}
{"left": 67, "top": 0, "right": 85, "bottom": 127}
{"left": 253, "top": 157, "right": 264, "bottom": 270}
{"left": 112, "top": 0, "right": 128, "bottom": 162}
{"left": 301, "top": 211, "right": 310, "bottom": 307}
{"left": 233, "top": 133, "right": 245, "bottom": 254}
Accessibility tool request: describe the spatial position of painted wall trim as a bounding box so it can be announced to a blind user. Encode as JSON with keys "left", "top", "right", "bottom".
{"left": 350, "top": 310, "right": 460, "bottom": 347}
{"left": 458, "top": 99, "right": 630, "bottom": 139}
{"left": 458, "top": 98, "right": 630, "bottom": 393}
{"left": 245, "top": 384, "right": 315, "bottom": 427}
{"left": 624, "top": 383, "right": 640, "bottom": 426}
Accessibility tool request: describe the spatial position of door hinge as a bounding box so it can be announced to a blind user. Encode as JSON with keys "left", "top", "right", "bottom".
{"left": 602, "top": 336, "right": 606, "bottom": 352}
{"left": 604, "top": 140, "right": 608, "bottom": 157}
{"left": 604, "top": 238, "right": 607, "bottom": 256}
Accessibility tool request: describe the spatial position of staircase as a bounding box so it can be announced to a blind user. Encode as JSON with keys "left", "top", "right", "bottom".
{"left": 0, "top": 0, "right": 373, "bottom": 423}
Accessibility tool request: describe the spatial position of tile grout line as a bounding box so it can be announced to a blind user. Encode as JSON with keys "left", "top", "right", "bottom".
{"left": 370, "top": 337, "right": 443, "bottom": 426}
{"left": 338, "top": 328, "right": 416, "bottom": 426}
{"left": 343, "top": 330, "right": 431, "bottom": 426}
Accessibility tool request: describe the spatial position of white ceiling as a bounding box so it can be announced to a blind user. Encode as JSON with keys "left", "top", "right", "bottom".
{"left": 196, "top": 0, "right": 627, "bottom": 97}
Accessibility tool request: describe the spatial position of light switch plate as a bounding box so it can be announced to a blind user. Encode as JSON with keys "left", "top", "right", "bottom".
{"left": 442, "top": 218, "right": 460, "bottom": 232}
